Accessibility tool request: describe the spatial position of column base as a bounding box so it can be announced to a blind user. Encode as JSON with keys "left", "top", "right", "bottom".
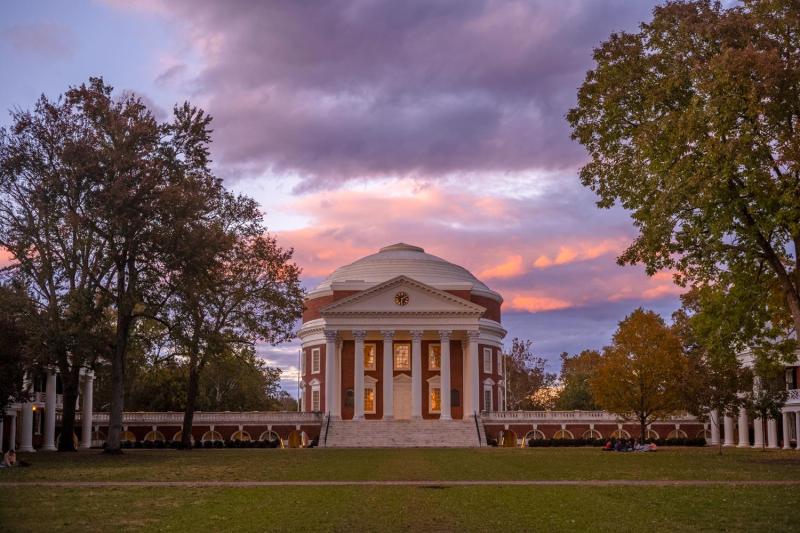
{"left": 411, "top": 415, "right": 422, "bottom": 420}
{"left": 722, "top": 443, "right": 735, "bottom": 447}
{"left": 439, "top": 415, "right": 452, "bottom": 421}
{"left": 80, "top": 444, "right": 91, "bottom": 450}
{"left": 40, "top": 444, "right": 56, "bottom": 451}
{"left": 352, "top": 415, "right": 363, "bottom": 421}
{"left": 382, "top": 415, "right": 393, "bottom": 421}
{"left": 18, "top": 446, "right": 35, "bottom": 453}
{"left": 737, "top": 443, "right": 750, "bottom": 448}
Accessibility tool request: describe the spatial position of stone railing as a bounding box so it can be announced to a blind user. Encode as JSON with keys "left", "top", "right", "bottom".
{"left": 787, "top": 389, "right": 800, "bottom": 405}
{"left": 481, "top": 410, "right": 699, "bottom": 424}
{"left": 60, "top": 411, "right": 323, "bottom": 426}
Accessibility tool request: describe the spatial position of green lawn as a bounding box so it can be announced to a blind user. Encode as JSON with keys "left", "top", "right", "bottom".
{"left": 2, "top": 485, "right": 798, "bottom": 532}
{"left": 1, "top": 447, "right": 799, "bottom": 482}
{"left": 2, "top": 448, "right": 799, "bottom": 532}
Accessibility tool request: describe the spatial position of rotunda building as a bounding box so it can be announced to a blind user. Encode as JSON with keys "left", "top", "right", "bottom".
{"left": 298, "top": 243, "right": 507, "bottom": 423}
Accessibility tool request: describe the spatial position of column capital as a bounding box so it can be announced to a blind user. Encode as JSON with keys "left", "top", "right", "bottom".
{"left": 323, "top": 329, "right": 338, "bottom": 342}
{"left": 352, "top": 330, "right": 367, "bottom": 340}
{"left": 380, "top": 330, "right": 395, "bottom": 340}
{"left": 410, "top": 330, "right": 424, "bottom": 341}
{"left": 438, "top": 330, "right": 452, "bottom": 342}
{"left": 467, "top": 330, "right": 480, "bottom": 341}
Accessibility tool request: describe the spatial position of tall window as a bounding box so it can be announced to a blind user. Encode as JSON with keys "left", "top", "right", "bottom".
{"left": 394, "top": 344, "right": 410, "bottom": 370}
{"left": 364, "top": 343, "right": 377, "bottom": 371}
{"left": 311, "top": 387, "right": 321, "bottom": 412}
{"left": 483, "top": 386, "right": 492, "bottom": 412}
{"left": 428, "top": 343, "right": 441, "bottom": 370}
{"left": 311, "top": 348, "right": 321, "bottom": 374}
{"left": 429, "top": 387, "right": 441, "bottom": 413}
{"left": 364, "top": 385, "right": 376, "bottom": 414}
{"left": 483, "top": 347, "right": 492, "bottom": 374}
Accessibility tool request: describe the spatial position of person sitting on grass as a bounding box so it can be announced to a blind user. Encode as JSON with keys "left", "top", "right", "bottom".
{"left": 0, "top": 449, "right": 16, "bottom": 468}
{"left": 603, "top": 439, "right": 613, "bottom": 451}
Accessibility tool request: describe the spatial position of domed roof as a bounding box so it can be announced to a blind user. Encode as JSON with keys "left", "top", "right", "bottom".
{"left": 309, "top": 243, "right": 501, "bottom": 301}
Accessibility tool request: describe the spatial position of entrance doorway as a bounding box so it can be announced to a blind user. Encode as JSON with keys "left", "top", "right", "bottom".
{"left": 394, "top": 374, "right": 411, "bottom": 420}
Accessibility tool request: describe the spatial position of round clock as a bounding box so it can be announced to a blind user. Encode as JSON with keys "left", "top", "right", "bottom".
{"left": 394, "top": 291, "right": 409, "bottom": 306}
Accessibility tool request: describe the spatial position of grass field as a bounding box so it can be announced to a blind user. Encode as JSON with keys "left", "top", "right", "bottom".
{"left": 1, "top": 447, "right": 799, "bottom": 532}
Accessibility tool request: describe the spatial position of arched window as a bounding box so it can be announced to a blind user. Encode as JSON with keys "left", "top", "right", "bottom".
{"left": 144, "top": 430, "right": 165, "bottom": 442}
{"left": 231, "top": 430, "right": 251, "bottom": 442}
{"left": 258, "top": 430, "right": 282, "bottom": 443}
{"left": 172, "top": 430, "right": 194, "bottom": 445}
{"left": 56, "top": 432, "right": 80, "bottom": 448}
{"left": 120, "top": 430, "right": 137, "bottom": 443}
{"left": 553, "top": 429, "right": 574, "bottom": 440}
{"left": 499, "top": 430, "right": 517, "bottom": 447}
{"left": 646, "top": 429, "right": 660, "bottom": 440}
{"left": 582, "top": 429, "right": 602, "bottom": 440}
{"left": 610, "top": 429, "right": 631, "bottom": 439}
{"left": 523, "top": 429, "right": 546, "bottom": 445}
{"left": 668, "top": 428, "right": 689, "bottom": 439}
{"left": 201, "top": 430, "right": 224, "bottom": 443}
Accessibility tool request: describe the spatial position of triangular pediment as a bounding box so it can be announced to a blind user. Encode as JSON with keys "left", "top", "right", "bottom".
{"left": 320, "top": 276, "right": 485, "bottom": 317}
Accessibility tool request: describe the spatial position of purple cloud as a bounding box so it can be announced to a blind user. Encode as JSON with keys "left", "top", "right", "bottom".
{"left": 144, "top": 0, "right": 660, "bottom": 190}
{"left": 3, "top": 22, "right": 76, "bottom": 59}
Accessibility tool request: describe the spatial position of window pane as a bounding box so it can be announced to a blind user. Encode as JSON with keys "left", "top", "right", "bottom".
{"left": 483, "top": 348, "right": 492, "bottom": 373}
{"left": 428, "top": 344, "right": 441, "bottom": 370}
{"left": 364, "top": 388, "right": 375, "bottom": 413}
{"left": 364, "top": 344, "right": 376, "bottom": 369}
{"left": 430, "top": 387, "right": 441, "bottom": 412}
{"left": 394, "top": 344, "right": 410, "bottom": 370}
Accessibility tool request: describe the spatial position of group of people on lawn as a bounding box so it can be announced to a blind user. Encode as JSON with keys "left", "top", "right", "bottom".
{"left": 0, "top": 450, "right": 17, "bottom": 468}
{"left": 603, "top": 437, "right": 657, "bottom": 452}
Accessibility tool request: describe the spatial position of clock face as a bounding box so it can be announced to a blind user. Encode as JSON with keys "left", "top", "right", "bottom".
{"left": 394, "top": 291, "right": 409, "bottom": 306}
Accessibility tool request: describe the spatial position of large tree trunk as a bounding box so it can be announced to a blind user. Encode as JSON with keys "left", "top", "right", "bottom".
{"left": 58, "top": 367, "right": 80, "bottom": 452}
{"left": 105, "top": 299, "right": 133, "bottom": 454}
{"left": 640, "top": 416, "right": 647, "bottom": 442}
{"left": 181, "top": 361, "right": 200, "bottom": 449}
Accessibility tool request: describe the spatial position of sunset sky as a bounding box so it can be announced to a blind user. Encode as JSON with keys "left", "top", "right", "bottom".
{"left": 1, "top": 1, "right": 689, "bottom": 394}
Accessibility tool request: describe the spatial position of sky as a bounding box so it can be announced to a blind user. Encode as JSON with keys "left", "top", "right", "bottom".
{"left": 1, "top": 0, "right": 688, "bottom": 396}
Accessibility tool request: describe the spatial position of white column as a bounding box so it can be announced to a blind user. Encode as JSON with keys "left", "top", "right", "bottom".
{"left": 754, "top": 417, "right": 765, "bottom": 448}
{"left": 767, "top": 417, "right": 779, "bottom": 449}
{"left": 709, "top": 409, "right": 720, "bottom": 446}
{"left": 8, "top": 413, "right": 16, "bottom": 451}
{"left": 466, "top": 331, "right": 480, "bottom": 416}
{"left": 782, "top": 411, "right": 792, "bottom": 449}
{"left": 353, "top": 330, "right": 366, "bottom": 420}
{"left": 19, "top": 402, "right": 35, "bottom": 452}
{"left": 42, "top": 369, "right": 57, "bottom": 451}
{"left": 795, "top": 411, "right": 800, "bottom": 450}
{"left": 439, "top": 330, "right": 452, "bottom": 420}
{"left": 737, "top": 408, "right": 749, "bottom": 448}
{"left": 323, "top": 330, "right": 338, "bottom": 417}
{"left": 723, "top": 415, "right": 735, "bottom": 447}
{"left": 80, "top": 371, "right": 94, "bottom": 449}
{"left": 382, "top": 330, "right": 394, "bottom": 420}
{"left": 411, "top": 330, "right": 423, "bottom": 419}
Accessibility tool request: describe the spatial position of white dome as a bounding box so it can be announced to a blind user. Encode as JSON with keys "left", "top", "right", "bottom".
{"left": 309, "top": 243, "right": 501, "bottom": 301}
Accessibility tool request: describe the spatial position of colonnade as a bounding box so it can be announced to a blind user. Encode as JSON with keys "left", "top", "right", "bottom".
{"left": 323, "top": 329, "right": 484, "bottom": 420}
{"left": 708, "top": 407, "right": 800, "bottom": 449}
{"left": 1, "top": 368, "right": 94, "bottom": 452}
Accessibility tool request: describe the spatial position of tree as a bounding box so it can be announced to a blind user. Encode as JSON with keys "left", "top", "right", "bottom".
{"left": 554, "top": 350, "right": 601, "bottom": 410}
{"left": 746, "top": 360, "right": 789, "bottom": 449}
{"left": 166, "top": 193, "right": 303, "bottom": 448}
{"left": 567, "top": 0, "right": 800, "bottom": 358}
{"left": 503, "top": 338, "right": 557, "bottom": 410}
{"left": 0, "top": 284, "right": 32, "bottom": 416}
{"left": 0, "top": 89, "right": 114, "bottom": 450}
{"left": 591, "top": 308, "right": 688, "bottom": 439}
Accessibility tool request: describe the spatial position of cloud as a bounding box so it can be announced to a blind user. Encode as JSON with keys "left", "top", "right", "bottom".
{"left": 107, "top": 0, "right": 660, "bottom": 190}
{"left": 3, "top": 22, "right": 76, "bottom": 59}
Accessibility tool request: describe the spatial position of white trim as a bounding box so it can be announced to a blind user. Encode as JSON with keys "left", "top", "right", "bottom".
{"left": 427, "top": 375, "right": 442, "bottom": 414}
{"left": 482, "top": 383, "right": 493, "bottom": 412}
{"left": 363, "top": 378, "right": 377, "bottom": 415}
{"left": 311, "top": 383, "right": 321, "bottom": 412}
{"left": 394, "top": 343, "right": 411, "bottom": 370}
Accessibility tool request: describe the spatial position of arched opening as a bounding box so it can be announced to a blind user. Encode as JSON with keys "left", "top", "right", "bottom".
{"left": 287, "top": 430, "right": 308, "bottom": 448}
{"left": 91, "top": 430, "right": 106, "bottom": 448}
{"left": 499, "top": 430, "right": 517, "bottom": 448}
{"left": 646, "top": 429, "right": 660, "bottom": 440}
{"left": 667, "top": 428, "right": 689, "bottom": 439}
{"left": 56, "top": 432, "right": 79, "bottom": 449}
{"left": 172, "top": 430, "right": 195, "bottom": 445}
{"left": 524, "top": 429, "right": 545, "bottom": 446}
{"left": 144, "top": 430, "right": 165, "bottom": 443}
{"left": 258, "top": 430, "right": 283, "bottom": 448}
{"left": 610, "top": 429, "right": 631, "bottom": 439}
{"left": 201, "top": 430, "right": 224, "bottom": 444}
{"left": 553, "top": 429, "right": 574, "bottom": 440}
{"left": 231, "top": 430, "right": 251, "bottom": 442}
{"left": 582, "top": 429, "right": 602, "bottom": 440}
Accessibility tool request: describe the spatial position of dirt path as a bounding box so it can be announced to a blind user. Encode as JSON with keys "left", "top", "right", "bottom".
{"left": 2, "top": 479, "right": 799, "bottom": 488}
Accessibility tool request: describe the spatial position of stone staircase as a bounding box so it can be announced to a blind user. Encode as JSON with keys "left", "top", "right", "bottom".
{"left": 322, "top": 417, "right": 484, "bottom": 448}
